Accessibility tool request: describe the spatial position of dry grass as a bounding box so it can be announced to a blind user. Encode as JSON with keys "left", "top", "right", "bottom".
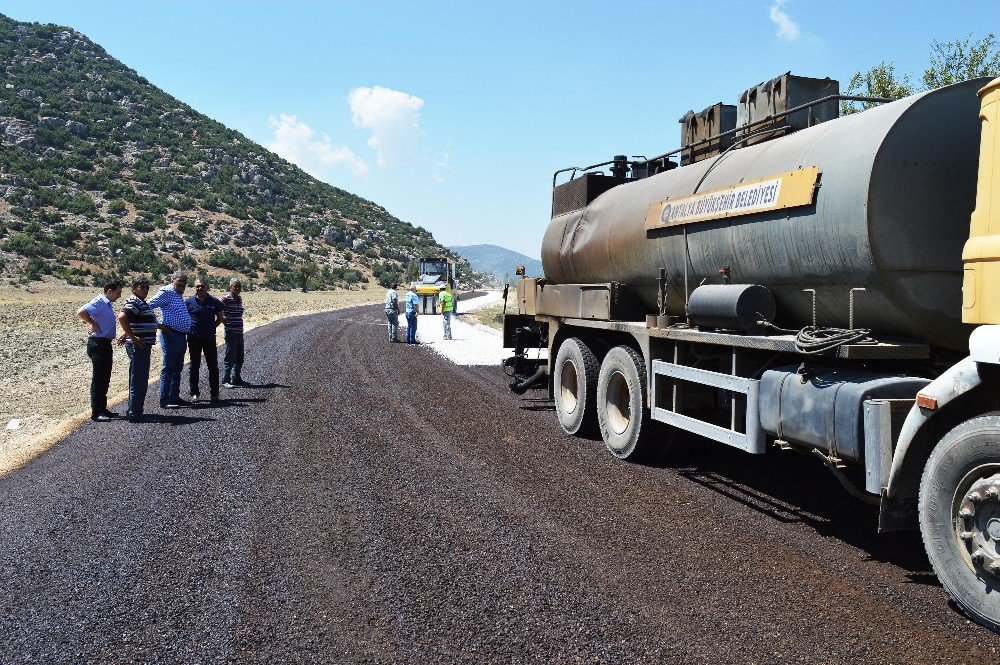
{"left": 0, "top": 281, "right": 378, "bottom": 475}
{"left": 460, "top": 298, "right": 518, "bottom": 330}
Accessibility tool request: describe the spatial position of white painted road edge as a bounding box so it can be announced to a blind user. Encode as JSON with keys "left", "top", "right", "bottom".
{"left": 398, "top": 290, "right": 547, "bottom": 367}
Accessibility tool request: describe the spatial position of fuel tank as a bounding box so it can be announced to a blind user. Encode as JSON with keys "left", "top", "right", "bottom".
{"left": 541, "top": 79, "right": 991, "bottom": 351}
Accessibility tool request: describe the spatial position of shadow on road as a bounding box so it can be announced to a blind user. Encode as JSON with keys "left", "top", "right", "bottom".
{"left": 140, "top": 414, "right": 216, "bottom": 426}
{"left": 187, "top": 397, "right": 268, "bottom": 410}
{"left": 239, "top": 382, "right": 289, "bottom": 390}
{"left": 518, "top": 397, "right": 555, "bottom": 413}
{"left": 632, "top": 433, "right": 935, "bottom": 577}
{"left": 520, "top": 405, "right": 556, "bottom": 413}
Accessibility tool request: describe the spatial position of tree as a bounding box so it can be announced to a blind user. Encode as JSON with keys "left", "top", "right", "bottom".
{"left": 842, "top": 61, "right": 915, "bottom": 115}
{"left": 296, "top": 261, "right": 318, "bottom": 292}
{"left": 377, "top": 271, "right": 402, "bottom": 289}
{"left": 924, "top": 33, "right": 1000, "bottom": 89}
{"left": 844, "top": 33, "right": 1000, "bottom": 115}
{"left": 405, "top": 259, "right": 420, "bottom": 282}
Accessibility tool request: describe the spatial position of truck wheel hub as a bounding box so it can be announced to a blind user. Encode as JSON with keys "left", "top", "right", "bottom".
{"left": 957, "top": 474, "right": 1000, "bottom": 576}
{"left": 561, "top": 362, "right": 579, "bottom": 414}
{"left": 606, "top": 370, "right": 631, "bottom": 435}
{"left": 988, "top": 518, "right": 1000, "bottom": 541}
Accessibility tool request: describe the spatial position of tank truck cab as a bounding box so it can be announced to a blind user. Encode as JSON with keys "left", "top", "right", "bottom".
{"left": 505, "top": 74, "right": 1000, "bottom": 632}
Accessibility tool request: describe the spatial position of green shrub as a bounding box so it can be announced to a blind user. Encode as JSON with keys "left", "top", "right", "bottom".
{"left": 66, "top": 194, "right": 98, "bottom": 217}
{"left": 208, "top": 248, "right": 249, "bottom": 271}
{"left": 377, "top": 271, "right": 401, "bottom": 288}
{"left": 23, "top": 257, "right": 49, "bottom": 281}
{"left": 176, "top": 219, "right": 203, "bottom": 238}
{"left": 133, "top": 217, "right": 156, "bottom": 232}
{"left": 52, "top": 225, "right": 81, "bottom": 247}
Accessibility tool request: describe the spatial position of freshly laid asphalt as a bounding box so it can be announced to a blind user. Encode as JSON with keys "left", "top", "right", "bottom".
{"left": 1, "top": 304, "right": 999, "bottom": 662}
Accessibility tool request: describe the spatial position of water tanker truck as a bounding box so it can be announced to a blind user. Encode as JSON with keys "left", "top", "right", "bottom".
{"left": 503, "top": 73, "right": 1000, "bottom": 630}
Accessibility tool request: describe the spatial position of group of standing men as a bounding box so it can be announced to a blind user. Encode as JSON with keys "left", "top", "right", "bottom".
{"left": 76, "top": 271, "right": 247, "bottom": 423}
{"left": 384, "top": 283, "right": 455, "bottom": 344}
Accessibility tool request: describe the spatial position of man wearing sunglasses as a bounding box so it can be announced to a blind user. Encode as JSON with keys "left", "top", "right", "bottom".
{"left": 185, "top": 278, "right": 225, "bottom": 402}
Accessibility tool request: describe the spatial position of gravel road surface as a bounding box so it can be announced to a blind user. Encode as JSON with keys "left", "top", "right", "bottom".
{"left": 1, "top": 305, "right": 999, "bottom": 662}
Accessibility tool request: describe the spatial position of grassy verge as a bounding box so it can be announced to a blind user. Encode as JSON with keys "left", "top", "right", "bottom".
{"left": 461, "top": 299, "right": 518, "bottom": 330}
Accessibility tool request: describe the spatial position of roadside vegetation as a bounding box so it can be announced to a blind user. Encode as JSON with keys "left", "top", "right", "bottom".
{"left": 463, "top": 297, "right": 517, "bottom": 331}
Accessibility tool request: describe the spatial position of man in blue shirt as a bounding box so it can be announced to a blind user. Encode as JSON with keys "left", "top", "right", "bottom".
{"left": 148, "top": 271, "right": 194, "bottom": 409}
{"left": 76, "top": 280, "right": 123, "bottom": 422}
{"left": 185, "top": 277, "right": 224, "bottom": 402}
{"left": 404, "top": 285, "right": 420, "bottom": 344}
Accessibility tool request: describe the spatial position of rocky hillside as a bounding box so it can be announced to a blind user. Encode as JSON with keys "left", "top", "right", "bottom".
{"left": 450, "top": 244, "right": 543, "bottom": 283}
{"left": 0, "top": 15, "right": 486, "bottom": 290}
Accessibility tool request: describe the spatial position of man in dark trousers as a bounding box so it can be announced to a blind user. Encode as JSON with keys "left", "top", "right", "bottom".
{"left": 185, "top": 277, "right": 224, "bottom": 402}
{"left": 384, "top": 282, "right": 400, "bottom": 342}
{"left": 221, "top": 278, "right": 247, "bottom": 388}
{"left": 76, "top": 280, "right": 123, "bottom": 422}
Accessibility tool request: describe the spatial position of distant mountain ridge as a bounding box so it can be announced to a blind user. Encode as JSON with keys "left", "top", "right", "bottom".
{"left": 450, "top": 244, "right": 543, "bottom": 282}
{"left": 0, "top": 14, "right": 488, "bottom": 289}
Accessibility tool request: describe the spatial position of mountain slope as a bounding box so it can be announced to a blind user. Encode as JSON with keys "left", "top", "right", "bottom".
{"left": 450, "top": 244, "right": 543, "bottom": 281}
{"left": 0, "top": 14, "right": 486, "bottom": 289}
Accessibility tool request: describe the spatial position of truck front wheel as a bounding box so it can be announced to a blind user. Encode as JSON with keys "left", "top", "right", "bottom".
{"left": 597, "top": 346, "right": 652, "bottom": 460}
{"left": 919, "top": 413, "right": 1000, "bottom": 631}
{"left": 553, "top": 338, "right": 599, "bottom": 436}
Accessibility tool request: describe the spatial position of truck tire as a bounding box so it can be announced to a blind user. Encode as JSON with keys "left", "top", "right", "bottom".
{"left": 597, "top": 346, "right": 652, "bottom": 460}
{"left": 553, "top": 338, "right": 599, "bottom": 436}
{"left": 919, "top": 413, "right": 1000, "bottom": 632}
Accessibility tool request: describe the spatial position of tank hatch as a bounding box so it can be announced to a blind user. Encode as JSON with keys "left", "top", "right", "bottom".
{"left": 679, "top": 102, "right": 737, "bottom": 165}
{"left": 736, "top": 72, "right": 840, "bottom": 146}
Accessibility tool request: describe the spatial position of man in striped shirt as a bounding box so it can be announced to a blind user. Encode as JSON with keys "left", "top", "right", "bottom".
{"left": 221, "top": 278, "right": 247, "bottom": 388}
{"left": 117, "top": 276, "right": 157, "bottom": 422}
{"left": 148, "top": 270, "right": 193, "bottom": 409}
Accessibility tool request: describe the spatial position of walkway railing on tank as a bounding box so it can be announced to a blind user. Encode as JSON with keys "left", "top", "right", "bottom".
{"left": 552, "top": 94, "right": 892, "bottom": 187}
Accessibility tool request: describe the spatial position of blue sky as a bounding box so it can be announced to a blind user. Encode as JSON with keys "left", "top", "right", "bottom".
{"left": 2, "top": 1, "right": 999, "bottom": 258}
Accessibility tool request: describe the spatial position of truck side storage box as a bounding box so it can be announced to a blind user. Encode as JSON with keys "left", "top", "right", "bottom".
{"left": 758, "top": 366, "right": 930, "bottom": 461}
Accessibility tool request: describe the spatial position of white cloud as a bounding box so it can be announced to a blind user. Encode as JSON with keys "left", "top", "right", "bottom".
{"left": 769, "top": 0, "right": 801, "bottom": 42}
{"left": 348, "top": 86, "right": 424, "bottom": 168}
{"left": 431, "top": 149, "right": 453, "bottom": 184}
{"left": 267, "top": 113, "right": 370, "bottom": 179}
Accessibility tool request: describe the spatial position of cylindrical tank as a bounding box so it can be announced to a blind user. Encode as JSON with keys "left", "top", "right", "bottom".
{"left": 541, "top": 79, "right": 991, "bottom": 351}
{"left": 688, "top": 284, "right": 776, "bottom": 332}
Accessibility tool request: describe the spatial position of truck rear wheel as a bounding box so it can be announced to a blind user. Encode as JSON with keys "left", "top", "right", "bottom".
{"left": 553, "top": 338, "right": 599, "bottom": 436}
{"left": 597, "top": 346, "right": 652, "bottom": 460}
{"left": 919, "top": 413, "right": 1000, "bottom": 631}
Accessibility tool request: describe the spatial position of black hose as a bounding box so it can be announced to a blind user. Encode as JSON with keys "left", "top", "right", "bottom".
{"left": 509, "top": 367, "right": 547, "bottom": 395}
{"left": 794, "top": 326, "right": 873, "bottom": 355}
{"left": 755, "top": 314, "right": 874, "bottom": 355}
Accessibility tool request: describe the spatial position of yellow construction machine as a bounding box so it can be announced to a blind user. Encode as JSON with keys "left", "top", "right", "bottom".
{"left": 411, "top": 257, "right": 458, "bottom": 314}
